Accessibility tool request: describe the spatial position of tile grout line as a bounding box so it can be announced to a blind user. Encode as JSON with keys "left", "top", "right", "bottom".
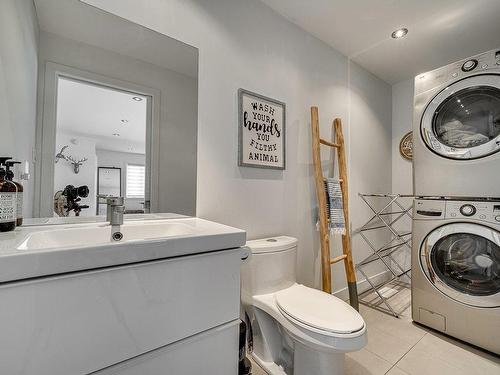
{"left": 361, "top": 346, "right": 395, "bottom": 366}
{"left": 383, "top": 331, "right": 428, "bottom": 374}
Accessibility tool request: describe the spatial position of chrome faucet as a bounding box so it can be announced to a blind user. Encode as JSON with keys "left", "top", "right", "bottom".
{"left": 98, "top": 195, "right": 125, "bottom": 241}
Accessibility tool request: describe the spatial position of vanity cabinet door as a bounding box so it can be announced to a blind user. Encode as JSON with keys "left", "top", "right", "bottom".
{"left": 94, "top": 321, "right": 239, "bottom": 375}
{"left": 0, "top": 249, "right": 241, "bottom": 375}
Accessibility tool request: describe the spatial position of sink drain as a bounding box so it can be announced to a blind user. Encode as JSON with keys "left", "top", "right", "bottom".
{"left": 112, "top": 232, "right": 123, "bottom": 241}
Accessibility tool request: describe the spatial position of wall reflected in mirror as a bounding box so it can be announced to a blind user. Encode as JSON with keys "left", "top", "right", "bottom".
{"left": 54, "top": 78, "right": 147, "bottom": 217}
{"left": 0, "top": 0, "right": 198, "bottom": 222}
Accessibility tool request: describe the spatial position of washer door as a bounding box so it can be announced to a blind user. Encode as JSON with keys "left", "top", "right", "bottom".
{"left": 421, "top": 74, "right": 500, "bottom": 160}
{"left": 420, "top": 223, "right": 500, "bottom": 307}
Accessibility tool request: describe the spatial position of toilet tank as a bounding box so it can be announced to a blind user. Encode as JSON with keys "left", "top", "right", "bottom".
{"left": 241, "top": 236, "right": 298, "bottom": 299}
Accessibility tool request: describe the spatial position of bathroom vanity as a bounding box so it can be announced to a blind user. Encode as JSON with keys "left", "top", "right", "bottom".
{"left": 0, "top": 215, "right": 246, "bottom": 375}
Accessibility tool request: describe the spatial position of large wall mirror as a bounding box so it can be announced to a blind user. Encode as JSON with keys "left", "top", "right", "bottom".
{"left": 0, "top": 0, "right": 198, "bottom": 222}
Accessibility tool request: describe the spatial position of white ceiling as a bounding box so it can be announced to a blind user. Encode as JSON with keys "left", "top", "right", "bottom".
{"left": 260, "top": 0, "right": 500, "bottom": 84}
{"left": 57, "top": 78, "right": 147, "bottom": 154}
{"left": 34, "top": 0, "right": 198, "bottom": 78}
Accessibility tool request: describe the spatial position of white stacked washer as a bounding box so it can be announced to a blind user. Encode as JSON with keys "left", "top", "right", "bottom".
{"left": 413, "top": 47, "right": 500, "bottom": 198}
{"left": 412, "top": 198, "right": 500, "bottom": 354}
{"left": 412, "top": 48, "right": 500, "bottom": 354}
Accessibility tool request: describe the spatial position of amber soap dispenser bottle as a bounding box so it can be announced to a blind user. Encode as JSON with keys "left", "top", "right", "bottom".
{"left": 0, "top": 157, "right": 17, "bottom": 232}
{"left": 5, "top": 161, "right": 23, "bottom": 226}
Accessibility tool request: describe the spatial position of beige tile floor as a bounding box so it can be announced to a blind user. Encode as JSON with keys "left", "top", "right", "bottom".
{"left": 250, "top": 359, "right": 267, "bottom": 375}
{"left": 249, "top": 288, "right": 500, "bottom": 375}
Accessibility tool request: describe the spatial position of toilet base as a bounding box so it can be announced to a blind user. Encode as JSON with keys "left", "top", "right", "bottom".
{"left": 251, "top": 353, "right": 286, "bottom": 375}
{"left": 293, "top": 341, "right": 345, "bottom": 375}
{"left": 252, "top": 342, "right": 345, "bottom": 375}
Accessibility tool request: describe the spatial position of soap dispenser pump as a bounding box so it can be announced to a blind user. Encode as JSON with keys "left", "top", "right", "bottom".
{"left": 5, "top": 161, "right": 23, "bottom": 226}
{"left": 0, "top": 157, "right": 17, "bottom": 232}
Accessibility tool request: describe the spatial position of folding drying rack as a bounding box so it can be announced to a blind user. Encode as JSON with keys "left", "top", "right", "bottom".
{"left": 354, "top": 193, "right": 414, "bottom": 317}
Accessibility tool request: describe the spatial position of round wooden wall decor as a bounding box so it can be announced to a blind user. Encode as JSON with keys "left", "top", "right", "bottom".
{"left": 399, "top": 131, "right": 413, "bottom": 161}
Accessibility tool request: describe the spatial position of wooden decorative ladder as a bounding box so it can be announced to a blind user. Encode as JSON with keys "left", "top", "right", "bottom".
{"left": 310, "top": 106, "right": 359, "bottom": 310}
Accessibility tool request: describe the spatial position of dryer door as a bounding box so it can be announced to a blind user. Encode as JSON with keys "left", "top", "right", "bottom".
{"left": 420, "top": 223, "right": 500, "bottom": 307}
{"left": 421, "top": 74, "right": 500, "bottom": 160}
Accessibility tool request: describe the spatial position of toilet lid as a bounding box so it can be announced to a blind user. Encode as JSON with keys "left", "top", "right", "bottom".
{"left": 275, "top": 284, "right": 365, "bottom": 334}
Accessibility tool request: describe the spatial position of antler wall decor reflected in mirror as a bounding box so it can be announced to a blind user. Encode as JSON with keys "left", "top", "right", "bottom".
{"left": 66, "top": 155, "right": 88, "bottom": 174}
{"left": 55, "top": 145, "right": 88, "bottom": 174}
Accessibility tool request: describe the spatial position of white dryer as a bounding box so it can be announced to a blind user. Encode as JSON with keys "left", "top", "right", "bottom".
{"left": 412, "top": 198, "right": 500, "bottom": 354}
{"left": 413, "top": 48, "right": 500, "bottom": 198}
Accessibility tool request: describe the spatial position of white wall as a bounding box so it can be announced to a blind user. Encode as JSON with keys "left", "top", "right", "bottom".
{"left": 84, "top": 0, "right": 393, "bottom": 292}
{"left": 37, "top": 30, "right": 197, "bottom": 216}
{"left": 96, "top": 149, "right": 146, "bottom": 212}
{"left": 391, "top": 78, "right": 415, "bottom": 279}
{"left": 392, "top": 79, "right": 414, "bottom": 195}
{"left": 54, "top": 133, "right": 97, "bottom": 216}
{"left": 348, "top": 62, "right": 393, "bottom": 289}
{"left": 0, "top": 0, "right": 38, "bottom": 218}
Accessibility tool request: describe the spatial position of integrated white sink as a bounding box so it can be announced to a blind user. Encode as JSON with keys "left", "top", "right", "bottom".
{"left": 0, "top": 215, "right": 246, "bottom": 283}
{"left": 17, "top": 221, "right": 196, "bottom": 251}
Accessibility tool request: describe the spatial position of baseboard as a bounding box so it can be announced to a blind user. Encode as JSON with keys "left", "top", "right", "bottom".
{"left": 332, "top": 270, "right": 392, "bottom": 301}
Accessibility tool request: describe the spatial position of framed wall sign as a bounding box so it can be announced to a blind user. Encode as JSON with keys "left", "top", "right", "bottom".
{"left": 399, "top": 131, "right": 413, "bottom": 161}
{"left": 238, "top": 89, "right": 286, "bottom": 170}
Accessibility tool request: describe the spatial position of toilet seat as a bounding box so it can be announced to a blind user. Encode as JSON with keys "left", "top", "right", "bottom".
{"left": 275, "top": 284, "right": 365, "bottom": 336}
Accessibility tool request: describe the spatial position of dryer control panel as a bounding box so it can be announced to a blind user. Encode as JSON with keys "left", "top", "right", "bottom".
{"left": 414, "top": 47, "right": 500, "bottom": 95}
{"left": 445, "top": 200, "right": 500, "bottom": 225}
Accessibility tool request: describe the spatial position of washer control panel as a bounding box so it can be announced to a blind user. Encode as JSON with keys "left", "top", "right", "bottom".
{"left": 459, "top": 204, "right": 476, "bottom": 216}
{"left": 445, "top": 201, "right": 500, "bottom": 224}
{"left": 414, "top": 199, "right": 500, "bottom": 224}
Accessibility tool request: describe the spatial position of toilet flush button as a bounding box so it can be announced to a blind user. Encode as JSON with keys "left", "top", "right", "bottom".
{"left": 495, "top": 215, "right": 500, "bottom": 222}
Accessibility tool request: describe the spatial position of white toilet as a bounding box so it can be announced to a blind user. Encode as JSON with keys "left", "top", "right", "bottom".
{"left": 241, "top": 236, "right": 367, "bottom": 375}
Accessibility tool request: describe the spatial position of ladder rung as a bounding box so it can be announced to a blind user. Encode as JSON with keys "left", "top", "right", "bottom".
{"left": 320, "top": 138, "right": 341, "bottom": 148}
{"left": 330, "top": 254, "right": 347, "bottom": 264}
{"left": 323, "top": 178, "right": 344, "bottom": 183}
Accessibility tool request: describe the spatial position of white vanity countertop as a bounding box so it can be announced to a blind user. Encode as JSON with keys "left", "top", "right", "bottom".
{"left": 0, "top": 214, "right": 246, "bottom": 283}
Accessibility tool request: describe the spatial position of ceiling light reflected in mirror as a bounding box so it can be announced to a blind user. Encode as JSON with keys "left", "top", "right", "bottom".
{"left": 391, "top": 28, "right": 408, "bottom": 39}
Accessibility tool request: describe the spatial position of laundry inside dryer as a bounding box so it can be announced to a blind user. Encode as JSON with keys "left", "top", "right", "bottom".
{"left": 433, "top": 86, "right": 500, "bottom": 148}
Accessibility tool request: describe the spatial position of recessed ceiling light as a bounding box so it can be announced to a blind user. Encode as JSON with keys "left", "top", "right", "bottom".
{"left": 391, "top": 28, "right": 408, "bottom": 39}
{"left": 132, "top": 96, "right": 143, "bottom": 101}
{"left": 121, "top": 119, "right": 129, "bottom": 123}
{"left": 112, "top": 133, "right": 120, "bottom": 137}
